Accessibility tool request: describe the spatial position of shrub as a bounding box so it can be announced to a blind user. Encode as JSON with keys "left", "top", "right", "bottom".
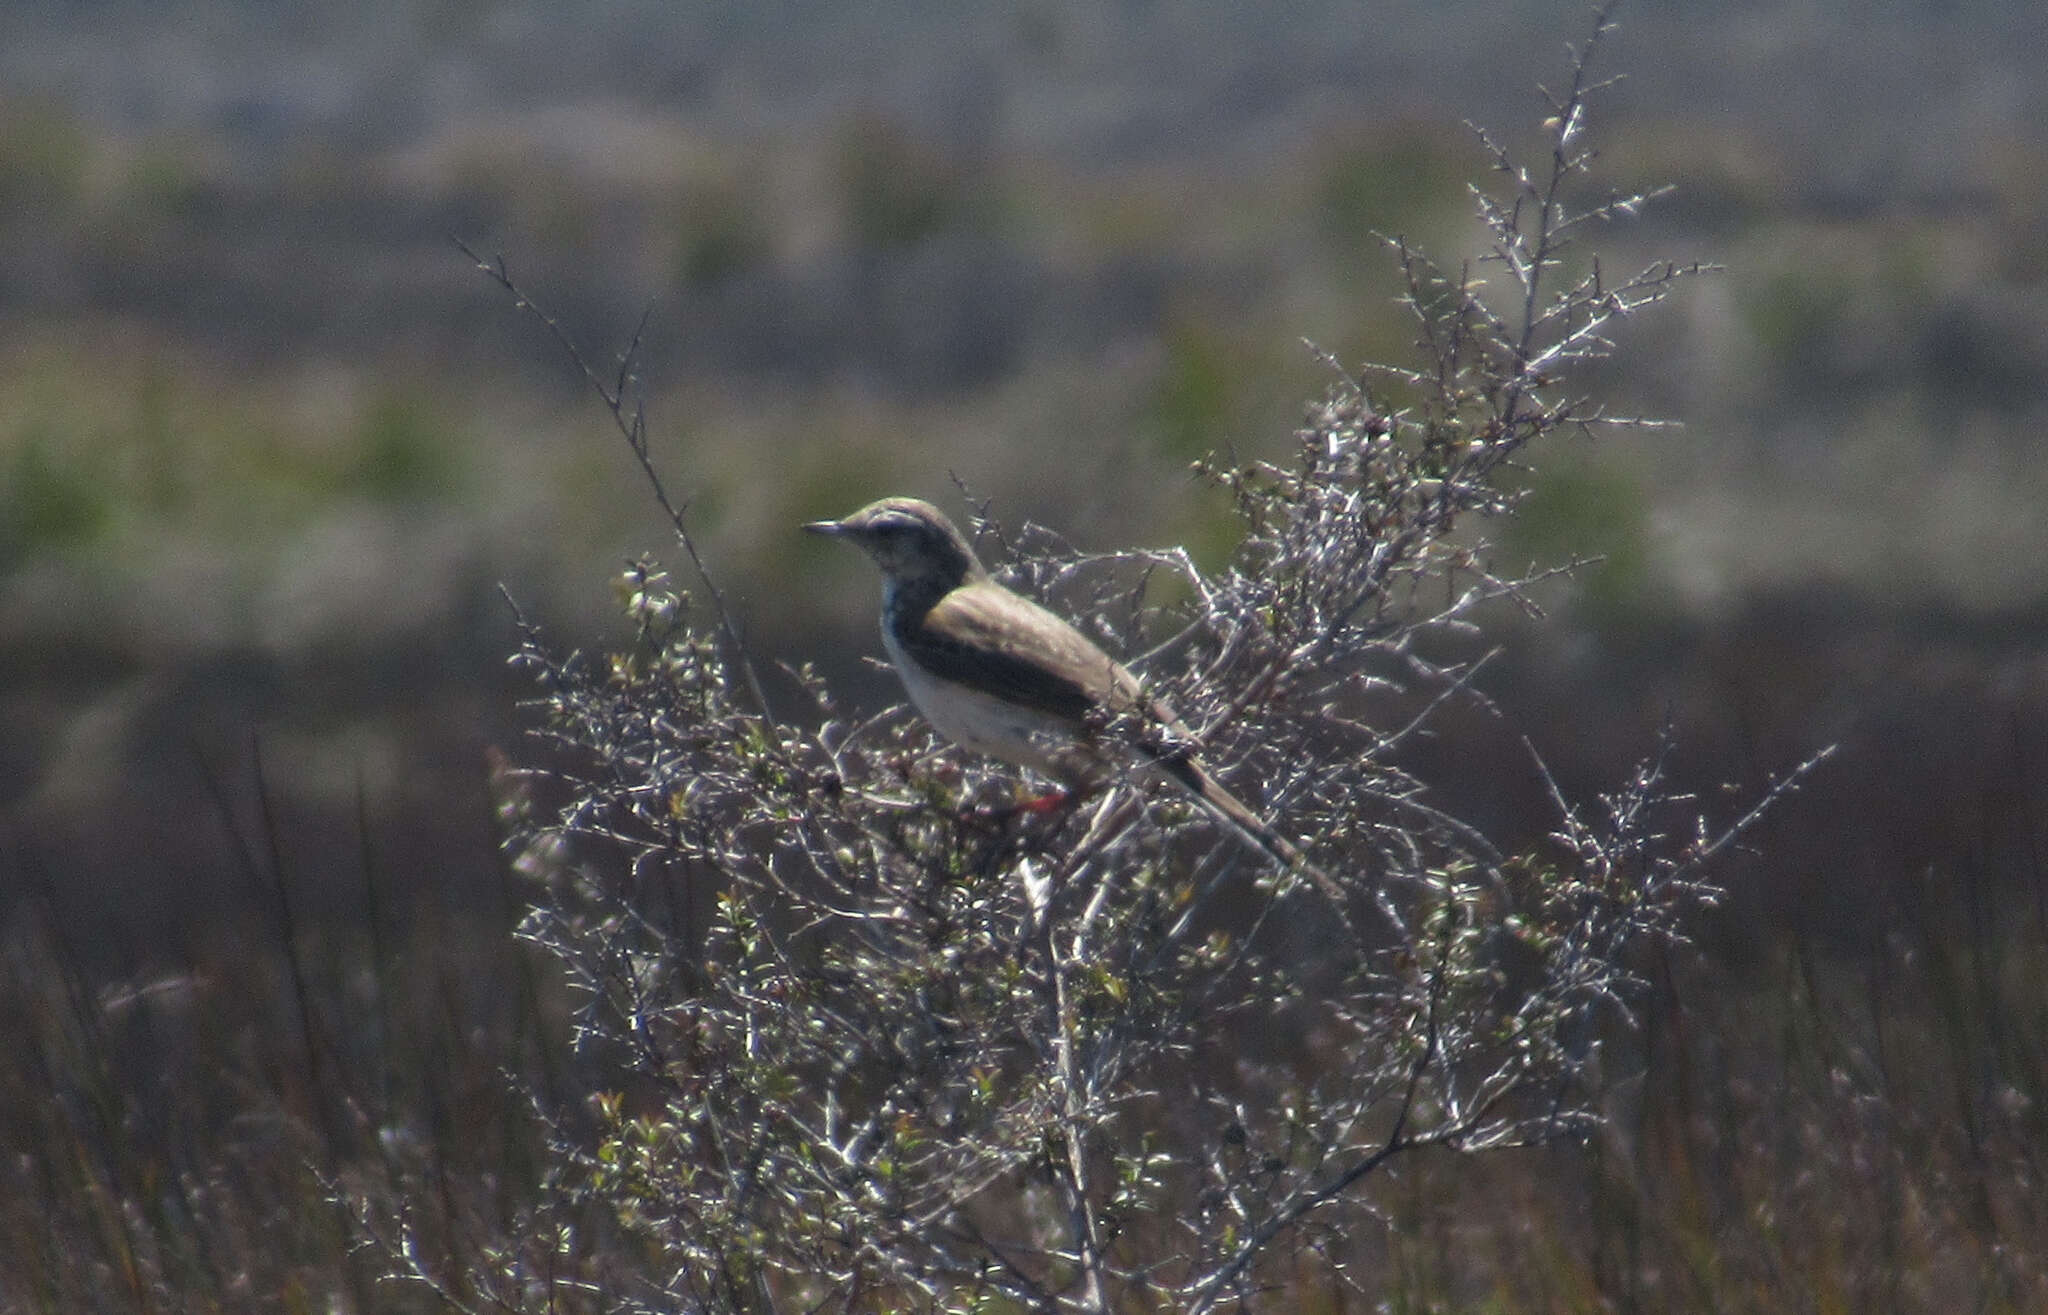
{"left": 388, "top": 9, "right": 1824, "bottom": 1311}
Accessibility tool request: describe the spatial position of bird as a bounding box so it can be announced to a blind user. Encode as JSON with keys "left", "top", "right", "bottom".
{"left": 804, "top": 495, "right": 1316, "bottom": 877}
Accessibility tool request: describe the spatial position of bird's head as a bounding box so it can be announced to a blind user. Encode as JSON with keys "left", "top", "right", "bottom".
{"left": 804, "top": 497, "right": 989, "bottom": 590}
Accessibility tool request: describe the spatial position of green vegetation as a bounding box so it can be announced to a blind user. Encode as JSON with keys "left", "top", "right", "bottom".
{"left": 673, "top": 176, "right": 773, "bottom": 290}
{"left": 344, "top": 393, "right": 463, "bottom": 503}
{"left": 1507, "top": 454, "right": 1654, "bottom": 622}
{"left": 1314, "top": 123, "right": 1466, "bottom": 251}
{"left": 0, "top": 97, "right": 87, "bottom": 211}
{"left": 836, "top": 113, "right": 997, "bottom": 251}
{"left": 1739, "top": 257, "right": 1859, "bottom": 382}
{"left": 1152, "top": 312, "right": 1246, "bottom": 459}
{"left": 0, "top": 432, "right": 112, "bottom": 565}
{"left": 0, "top": 346, "right": 473, "bottom": 573}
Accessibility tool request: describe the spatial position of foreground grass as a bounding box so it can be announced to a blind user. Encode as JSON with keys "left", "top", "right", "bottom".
{"left": 2, "top": 715, "right": 2041, "bottom": 1313}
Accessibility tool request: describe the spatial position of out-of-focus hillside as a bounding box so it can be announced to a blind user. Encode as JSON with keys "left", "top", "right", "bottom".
{"left": 2, "top": 0, "right": 2046, "bottom": 936}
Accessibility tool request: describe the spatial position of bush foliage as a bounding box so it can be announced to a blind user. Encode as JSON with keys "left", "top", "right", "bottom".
{"left": 380, "top": 11, "right": 1822, "bottom": 1311}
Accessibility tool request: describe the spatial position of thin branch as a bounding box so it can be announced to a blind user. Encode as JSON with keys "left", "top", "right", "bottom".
{"left": 456, "top": 238, "right": 775, "bottom": 723}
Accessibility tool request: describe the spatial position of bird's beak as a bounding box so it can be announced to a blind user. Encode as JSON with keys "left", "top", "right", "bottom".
{"left": 802, "top": 517, "right": 846, "bottom": 537}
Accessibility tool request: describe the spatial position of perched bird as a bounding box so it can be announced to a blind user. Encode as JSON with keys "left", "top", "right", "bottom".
{"left": 805, "top": 496, "right": 1314, "bottom": 874}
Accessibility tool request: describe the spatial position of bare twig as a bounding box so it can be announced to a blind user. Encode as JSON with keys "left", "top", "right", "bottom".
{"left": 455, "top": 238, "right": 775, "bottom": 723}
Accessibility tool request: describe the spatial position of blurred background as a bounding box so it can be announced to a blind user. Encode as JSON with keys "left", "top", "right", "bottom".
{"left": 2, "top": 1, "right": 2046, "bottom": 1307}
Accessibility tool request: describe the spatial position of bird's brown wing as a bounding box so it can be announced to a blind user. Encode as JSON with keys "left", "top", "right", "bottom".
{"left": 906, "top": 584, "right": 1327, "bottom": 885}
{"left": 901, "top": 582, "right": 1145, "bottom": 727}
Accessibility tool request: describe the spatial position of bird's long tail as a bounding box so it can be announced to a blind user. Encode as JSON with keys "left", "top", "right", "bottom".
{"left": 1173, "top": 760, "right": 1304, "bottom": 868}
{"left": 1157, "top": 755, "right": 1346, "bottom": 892}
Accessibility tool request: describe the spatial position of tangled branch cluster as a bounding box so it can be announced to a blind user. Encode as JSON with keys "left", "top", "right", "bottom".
{"left": 379, "top": 10, "right": 1825, "bottom": 1313}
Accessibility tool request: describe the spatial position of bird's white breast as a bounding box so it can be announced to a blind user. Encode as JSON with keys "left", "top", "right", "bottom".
{"left": 880, "top": 613, "right": 1076, "bottom": 779}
